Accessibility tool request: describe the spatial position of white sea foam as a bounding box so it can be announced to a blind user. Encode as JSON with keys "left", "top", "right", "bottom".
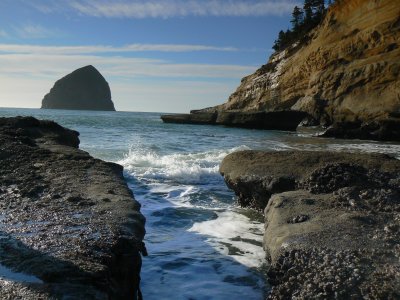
{"left": 119, "top": 145, "right": 250, "bottom": 184}
{"left": 189, "top": 210, "right": 265, "bottom": 268}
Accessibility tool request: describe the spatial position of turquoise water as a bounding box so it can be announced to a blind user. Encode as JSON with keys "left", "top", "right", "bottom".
{"left": 1, "top": 107, "right": 399, "bottom": 299}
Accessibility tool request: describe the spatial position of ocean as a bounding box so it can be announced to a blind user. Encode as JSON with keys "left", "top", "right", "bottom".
{"left": 1, "top": 108, "right": 399, "bottom": 299}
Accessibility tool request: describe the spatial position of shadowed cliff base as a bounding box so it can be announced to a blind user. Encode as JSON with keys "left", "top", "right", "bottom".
{"left": 220, "top": 150, "right": 400, "bottom": 298}
{"left": 0, "top": 116, "right": 145, "bottom": 299}
{"left": 161, "top": 110, "right": 308, "bottom": 131}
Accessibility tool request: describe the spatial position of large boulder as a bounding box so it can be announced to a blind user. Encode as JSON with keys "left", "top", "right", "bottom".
{"left": 41, "top": 65, "right": 116, "bottom": 111}
{"left": 220, "top": 150, "right": 400, "bottom": 298}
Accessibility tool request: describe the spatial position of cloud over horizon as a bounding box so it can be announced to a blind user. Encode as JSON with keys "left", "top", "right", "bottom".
{"left": 34, "top": 0, "right": 298, "bottom": 18}
{"left": 0, "top": 43, "right": 238, "bottom": 55}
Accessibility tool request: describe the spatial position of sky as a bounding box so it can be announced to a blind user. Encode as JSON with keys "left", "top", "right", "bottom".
{"left": 0, "top": 0, "right": 300, "bottom": 113}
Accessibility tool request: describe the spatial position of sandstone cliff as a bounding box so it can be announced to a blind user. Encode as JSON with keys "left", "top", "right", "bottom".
{"left": 209, "top": 0, "right": 400, "bottom": 126}
{"left": 42, "top": 65, "right": 116, "bottom": 111}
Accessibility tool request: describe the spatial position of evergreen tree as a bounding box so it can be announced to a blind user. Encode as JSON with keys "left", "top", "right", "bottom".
{"left": 272, "top": 0, "right": 329, "bottom": 53}
{"left": 303, "top": 0, "right": 313, "bottom": 22}
{"left": 290, "top": 6, "right": 304, "bottom": 31}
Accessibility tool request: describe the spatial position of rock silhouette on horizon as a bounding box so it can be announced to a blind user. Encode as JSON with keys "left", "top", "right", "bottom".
{"left": 41, "top": 65, "right": 116, "bottom": 111}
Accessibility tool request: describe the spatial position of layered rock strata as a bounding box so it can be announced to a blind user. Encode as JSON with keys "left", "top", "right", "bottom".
{"left": 191, "top": 0, "right": 400, "bottom": 140}
{"left": 41, "top": 65, "right": 116, "bottom": 111}
{"left": 0, "top": 117, "right": 145, "bottom": 299}
{"left": 220, "top": 150, "right": 400, "bottom": 298}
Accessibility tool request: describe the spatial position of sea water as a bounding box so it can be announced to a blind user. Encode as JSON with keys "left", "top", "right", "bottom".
{"left": 1, "top": 108, "right": 399, "bottom": 299}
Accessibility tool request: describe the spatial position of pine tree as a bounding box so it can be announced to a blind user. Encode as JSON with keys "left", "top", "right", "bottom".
{"left": 290, "top": 6, "right": 304, "bottom": 31}
{"left": 303, "top": 0, "right": 313, "bottom": 22}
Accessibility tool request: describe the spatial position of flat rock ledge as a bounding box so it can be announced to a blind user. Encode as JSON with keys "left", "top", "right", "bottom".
{"left": 0, "top": 117, "right": 145, "bottom": 299}
{"left": 161, "top": 110, "right": 308, "bottom": 131}
{"left": 220, "top": 150, "right": 400, "bottom": 299}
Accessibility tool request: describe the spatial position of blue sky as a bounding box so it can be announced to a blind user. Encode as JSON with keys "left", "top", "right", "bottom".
{"left": 0, "top": 0, "right": 299, "bottom": 112}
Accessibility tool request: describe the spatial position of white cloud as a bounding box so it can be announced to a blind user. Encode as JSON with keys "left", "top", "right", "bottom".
{"left": 0, "top": 43, "right": 237, "bottom": 55}
{"left": 0, "top": 29, "right": 8, "bottom": 38}
{"left": 0, "top": 73, "right": 238, "bottom": 112}
{"left": 0, "top": 44, "right": 257, "bottom": 111}
{"left": 13, "top": 24, "right": 59, "bottom": 39}
{"left": 0, "top": 53, "right": 254, "bottom": 79}
{"left": 67, "top": 0, "right": 297, "bottom": 18}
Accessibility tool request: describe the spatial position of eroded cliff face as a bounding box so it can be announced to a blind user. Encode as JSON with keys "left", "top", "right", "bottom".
{"left": 214, "top": 0, "right": 400, "bottom": 125}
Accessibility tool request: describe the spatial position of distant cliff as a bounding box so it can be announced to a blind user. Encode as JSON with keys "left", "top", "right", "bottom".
{"left": 205, "top": 0, "right": 400, "bottom": 126}
{"left": 41, "top": 65, "right": 116, "bottom": 111}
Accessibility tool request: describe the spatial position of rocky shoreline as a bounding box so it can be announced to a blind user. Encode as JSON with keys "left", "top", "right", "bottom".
{"left": 220, "top": 150, "right": 400, "bottom": 298}
{"left": 0, "top": 117, "right": 145, "bottom": 299}
{"left": 161, "top": 110, "right": 308, "bottom": 131}
{"left": 161, "top": 0, "right": 400, "bottom": 142}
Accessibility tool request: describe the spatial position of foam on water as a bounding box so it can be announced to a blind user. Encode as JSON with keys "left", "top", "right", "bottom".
{"left": 2, "top": 108, "right": 399, "bottom": 299}
{"left": 119, "top": 143, "right": 268, "bottom": 298}
{"left": 119, "top": 145, "right": 250, "bottom": 184}
{"left": 189, "top": 210, "right": 265, "bottom": 268}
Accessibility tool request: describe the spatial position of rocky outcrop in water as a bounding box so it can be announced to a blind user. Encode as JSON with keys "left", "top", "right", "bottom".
{"left": 220, "top": 150, "right": 400, "bottom": 298}
{"left": 192, "top": 0, "right": 400, "bottom": 140}
{"left": 0, "top": 116, "right": 145, "bottom": 299}
{"left": 161, "top": 110, "right": 308, "bottom": 131}
{"left": 41, "top": 65, "right": 116, "bottom": 111}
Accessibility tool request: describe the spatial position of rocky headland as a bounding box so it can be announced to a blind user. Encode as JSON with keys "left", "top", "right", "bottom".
{"left": 41, "top": 65, "right": 116, "bottom": 111}
{"left": 220, "top": 150, "right": 400, "bottom": 298}
{"left": 0, "top": 116, "right": 145, "bottom": 299}
{"left": 162, "top": 0, "right": 400, "bottom": 141}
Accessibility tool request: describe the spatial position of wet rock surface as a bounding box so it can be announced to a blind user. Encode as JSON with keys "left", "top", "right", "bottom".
{"left": 220, "top": 150, "right": 400, "bottom": 298}
{"left": 0, "top": 116, "right": 145, "bottom": 299}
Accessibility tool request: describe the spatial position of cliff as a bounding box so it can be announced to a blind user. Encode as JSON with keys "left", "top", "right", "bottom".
{"left": 216, "top": 0, "right": 400, "bottom": 122}
{"left": 0, "top": 117, "right": 145, "bottom": 299}
{"left": 41, "top": 65, "right": 116, "bottom": 111}
{"left": 203, "top": 0, "right": 400, "bottom": 131}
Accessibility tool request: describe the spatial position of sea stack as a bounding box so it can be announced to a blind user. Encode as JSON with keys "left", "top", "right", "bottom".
{"left": 41, "top": 65, "right": 116, "bottom": 111}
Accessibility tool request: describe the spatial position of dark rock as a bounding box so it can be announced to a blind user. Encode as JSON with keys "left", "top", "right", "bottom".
{"left": 161, "top": 112, "right": 217, "bottom": 125}
{"left": 219, "top": 150, "right": 400, "bottom": 298}
{"left": 215, "top": 110, "right": 308, "bottom": 131}
{"left": 41, "top": 65, "right": 116, "bottom": 111}
{"left": 161, "top": 110, "right": 308, "bottom": 131}
{"left": 0, "top": 117, "right": 145, "bottom": 299}
{"left": 320, "top": 118, "right": 400, "bottom": 141}
{"left": 219, "top": 150, "right": 399, "bottom": 210}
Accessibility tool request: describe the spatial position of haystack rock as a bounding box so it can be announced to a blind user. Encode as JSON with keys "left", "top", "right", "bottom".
{"left": 41, "top": 65, "right": 116, "bottom": 111}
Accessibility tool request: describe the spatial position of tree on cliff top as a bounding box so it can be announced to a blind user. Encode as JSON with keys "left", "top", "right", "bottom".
{"left": 272, "top": 0, "right": 330, "bottom": 52}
